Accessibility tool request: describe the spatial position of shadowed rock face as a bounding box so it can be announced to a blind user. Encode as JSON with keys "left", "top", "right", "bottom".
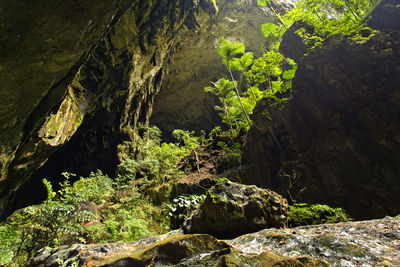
{"left": 0, "top": 0, "right": 135, "bottom": 220}
{"left": 0, "top": 0, "right": 217, "bottom": 220}
{"left": 241, "top": 0, "right": 400, "bottom": 219}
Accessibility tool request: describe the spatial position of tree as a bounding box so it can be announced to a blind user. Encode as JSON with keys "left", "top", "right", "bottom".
{"left": 217, "top": 37, "right": 251, "bottom": 125}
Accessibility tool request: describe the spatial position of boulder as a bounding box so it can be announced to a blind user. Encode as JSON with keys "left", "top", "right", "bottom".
{"left": 182, "top": 182, "right": 289, "bottom": 238}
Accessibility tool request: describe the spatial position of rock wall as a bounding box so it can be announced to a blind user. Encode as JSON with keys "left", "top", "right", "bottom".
{"left": 241, "top": 0, "right": 400, "bottom": 219}
{"left": 151, "top": 0, "right": 297, "bottom": 138}
{"left": 0, "top": 0, "right": 217, "bottom": 220}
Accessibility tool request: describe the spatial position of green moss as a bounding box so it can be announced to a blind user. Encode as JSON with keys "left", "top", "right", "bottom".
{"left": 288, "top": 203, "right": 352, "bottom": 227}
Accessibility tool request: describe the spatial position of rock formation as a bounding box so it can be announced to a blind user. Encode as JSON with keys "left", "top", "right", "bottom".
{"left": 241, "top": 0, "right": 400, "bottom": 219}
{"left": 0, "top": 0, "right": 217, "bottom": 220}
{"left": 25, "top": 215, "right": 400, "bottom": 266}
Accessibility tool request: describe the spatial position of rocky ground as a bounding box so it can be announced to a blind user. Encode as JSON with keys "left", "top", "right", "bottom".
{"left": 25, "top": 215, "right": 400, "bottom": 266}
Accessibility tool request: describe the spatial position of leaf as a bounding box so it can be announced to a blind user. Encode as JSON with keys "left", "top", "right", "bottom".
{"left": 271, "top": 80, "right": 283, "bottom": 93}
{"left": 282, "top": 69, "right": 296, "bottom": 80}
{"left": 239, "top": 52, "right": 254, "bottom": 70}
{"left": 257, "top": 0, "right": 271, "bottom": 6}
{"left": 206, "top": 78, "right": 235, "bottom": 98}
{"left": 229, "top": 58, "right": 241, "bottom": 70}
{"left": 261, "top": 23, "right": 280, "bottom": 39}
{"left": 257, "top": 0, "right": 267, "bottom": 6}
{"left": 218, "top": 37, "right": 245, "bottom": 67}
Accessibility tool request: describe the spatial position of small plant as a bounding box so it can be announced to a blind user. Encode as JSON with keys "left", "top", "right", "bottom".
{"left": 163, "top": 194, "right": 206, "bottom": 229}
{"left": 215, "top": 177, "right": 232, "bottom": 184}
{"left": 288, "top": 203, "right": 352, "bottom": 227}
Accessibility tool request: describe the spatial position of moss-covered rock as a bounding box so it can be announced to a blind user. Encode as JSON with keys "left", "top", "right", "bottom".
{"left": 182, "top": 182, "right": 289, "bottom": 238}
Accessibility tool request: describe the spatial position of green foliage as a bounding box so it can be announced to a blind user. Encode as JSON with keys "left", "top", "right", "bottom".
{"left": 248, "top": 51, "right": 283, "bottom": 87}
{"left": 117, "top": 125, "right": 200, "bottom": 189}
{"left": 1, "top": 168, "right": 166, "bottom": 265}
{"left": 205, "top": 78, "right": 236, "bottom": 99}
{"left": 261, "top": 23, "right": 285, "bottom": 50}
{"left": 163, "top": 194, "right": 206, "bottom": 229}
{"left": 215, "top": 37, "right": 252, "bottom": 127}
{"left": 0, "top": 177, "right": 101, "bottom": 263}
{"left": 101, "top": 209, "right": 149, "bottom": 242}
{"left": 207, "top": 28, "right": 298, "bottom": 134}
{"left": 58, "top": 171, "right": 114, "bottom": 204}
{"left": 215, "top": 177, "right": 233, "bottom": 184}
{"left": 260, "top": 0, "right": 380, "bottom": 50}
{"left": 257, "top": 0, "right": 272, "bottom": 6}
{"left": 217, "top": 141, "right": 242, "bottom": 159}
{"left": 207, "top": 126, "right": 243, "bottom": 173}
{"left": 0, "top": 224, "right": 19, "bottom": 265}
{"left": 288, "top": 203, "right": 352, "bottom": 227}
{"left": 218, "top": 37, "right": 245, "bottom": 69}
{"left": 208, "top": 126, "right": 240, "bottom": 146}
{"left": 230, "top": 52, "right": 254, "bottom": 73}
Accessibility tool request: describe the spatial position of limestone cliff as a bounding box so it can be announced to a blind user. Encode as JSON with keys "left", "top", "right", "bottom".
{"left": 241, "top": 0, "right": 400, "bottom": 219}
{"left": 0, "top": 0, "right": 217, "bottom": 220}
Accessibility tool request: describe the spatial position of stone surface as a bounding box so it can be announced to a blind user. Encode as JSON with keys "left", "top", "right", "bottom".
{"left": 25, "top": 215, "right": 400, "bottom": 266}
{"left": 0, "top": 0, "right": 216, "bottom": 220}
{"left": 228, "top": 215, "right": 400, "bottom": 266}
{"left": 241, "top": 0, "right": 400, "bottom": 219}
{"left": 24, "top": 232, "right": 327, "bottom": 267}
{"left": 151, "top": 0, "right": 298, "bottom": 138}
{"left": 182, "top": 182, "right": 289, "bottom": 238}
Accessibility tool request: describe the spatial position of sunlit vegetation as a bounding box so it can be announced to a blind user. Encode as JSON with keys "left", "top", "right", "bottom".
{"left": 205, "top": 0, "right": 380, "bottom": 143}
{"left": 259, "top": 0, "right": 381, "bottom": 49}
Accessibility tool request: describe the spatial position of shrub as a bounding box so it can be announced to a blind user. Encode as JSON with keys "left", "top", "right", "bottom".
{"left": 0, "top": 171, "right": 161, "bottom": 264}
{"left": 58, "top": 171, "right": 114, "bottom": 204}
{"left": 117, "top": 125, "right": 200, "bottom": 189}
